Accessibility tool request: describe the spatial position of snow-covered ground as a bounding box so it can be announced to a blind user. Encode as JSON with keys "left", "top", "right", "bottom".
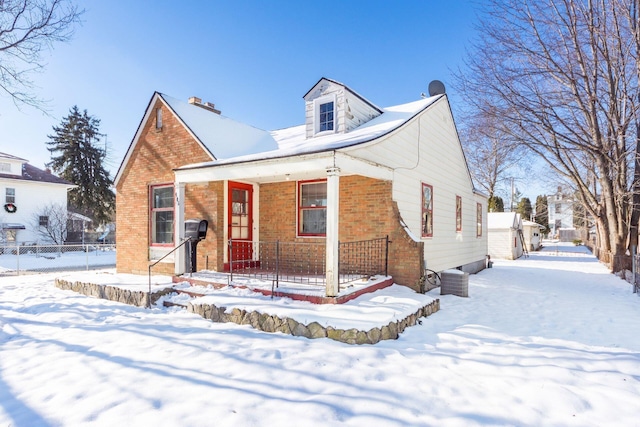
{"left": 0, "top": 247, "right": 115, "bottom": 273}
{"left": 1, "top": 242, "right": 639, "bottom": 426}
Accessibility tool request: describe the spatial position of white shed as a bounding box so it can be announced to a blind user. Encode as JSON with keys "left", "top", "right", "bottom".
{"left": 488, "top": 212, "right": 523, "bottom": 260}
{"left": 522, "top": 220, "right": 543, "bottom": 251}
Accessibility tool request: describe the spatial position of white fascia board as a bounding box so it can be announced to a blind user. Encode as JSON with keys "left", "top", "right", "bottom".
{"left": 175, "top": 151, "right": 392, "bottom": 184}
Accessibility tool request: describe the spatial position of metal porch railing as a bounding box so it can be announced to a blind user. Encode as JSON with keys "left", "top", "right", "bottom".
{"left": 228, "top": 236, "right": 389, "bottom": 290}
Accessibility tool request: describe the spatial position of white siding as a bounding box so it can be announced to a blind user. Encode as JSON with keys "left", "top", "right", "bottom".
{"left": 346, "top": 97, "right": 488, "bottom": 273}
{"left": 0, "top": 179, "right": 71, "bottom": 243}
{"left": 488, "top": 229, "right": 519, "bottom": 259}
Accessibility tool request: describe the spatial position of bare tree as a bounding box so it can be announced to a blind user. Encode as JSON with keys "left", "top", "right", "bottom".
{"left": 459, "top": 110, "right": 528, "bottom": 201}
{"left": 31, "top": 202, "right": 68, "bottom": 244}
{"left": 0, "top": 0, "right": 82, "bottom": 108}
{"left": 457, "top": 0, "right": 640, "bottom": 271}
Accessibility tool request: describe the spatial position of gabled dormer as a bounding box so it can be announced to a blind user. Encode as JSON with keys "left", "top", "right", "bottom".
{"left": 303, "top": 78, "right": 383, "bottom": 139}
{"left": 0, "top": 152, "right": 27, "bottom": 177}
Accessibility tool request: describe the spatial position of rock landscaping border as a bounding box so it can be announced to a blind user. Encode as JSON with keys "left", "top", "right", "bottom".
{"left": 54, "top": 278, "right": 440, "bottom": 344}
{"left": 188, "top": 299, "right": 440, "bottom": 345}
{"left": 55, "top": 278, "right": 173, "bottom": 307}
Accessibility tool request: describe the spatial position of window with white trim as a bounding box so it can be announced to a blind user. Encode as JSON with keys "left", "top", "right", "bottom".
{"left": 298, "top": 180, "right": 327, "bottom": 236}
{"left": 313, "top": 95, "right": 337, "bottom": 135}
{"left": 477, "top": 203, "right": 482, "bottom": 237}
{"left": 5, "top": 188, "right": 15, "bottom": 203}
{"left": 319, "top": 102, "right": 334, "bottom": 132}
{"left": 150, "top": 184, "right": 174, "bottom": 245}
{"left": 0, "top": 162, "right": 10, "bottom": 172}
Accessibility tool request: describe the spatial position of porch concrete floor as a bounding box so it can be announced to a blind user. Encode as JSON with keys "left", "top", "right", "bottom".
{"left": 174, "top": 271, "right": 395, "bottom": 304}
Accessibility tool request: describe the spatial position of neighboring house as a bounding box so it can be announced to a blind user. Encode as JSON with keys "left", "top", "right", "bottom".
{"left": 114, "top": 78, "right": 488, "bottom": 295}
{"left": 547, "top": 186, "right": 576, "bottom": 241}
{"left": 0, "top": 152, "right": 75, "bottom": 244}
{"left": 488, "top": 212, "right": 524, "bottom": 260}
{"left": 522, "top": 220, "right": 543, "bottom": 251}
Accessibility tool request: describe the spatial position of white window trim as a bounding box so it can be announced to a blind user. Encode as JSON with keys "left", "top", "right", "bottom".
{"left": 313, "top": 94, "right": 337, "bottom": 136}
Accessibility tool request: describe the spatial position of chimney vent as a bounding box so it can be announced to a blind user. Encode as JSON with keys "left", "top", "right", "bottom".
{"left": 188, "top": 96, "right": 221, "bottom": 114}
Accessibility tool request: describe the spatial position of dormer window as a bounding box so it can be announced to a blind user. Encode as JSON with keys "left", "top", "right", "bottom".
{"left": 319, "top": 102, "right": 334, "bottom": 132}
{"left": 313, "top": 95, "right": 337, "bottom": 135}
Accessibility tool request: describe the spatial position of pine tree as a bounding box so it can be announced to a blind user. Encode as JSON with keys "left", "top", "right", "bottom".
{"left": 46, "top": 106, "right": 114, "bottom": 225}
{"left": 534, "top": 195, "right": 549, "bottom": 234}
{"left": 516, "top": 197, "right": 532, "bottom": 220}
{"left": 488, "top": 196, "right": 504, "bottom": 212}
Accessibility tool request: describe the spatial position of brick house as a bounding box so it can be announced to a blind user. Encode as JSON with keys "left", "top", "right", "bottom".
{"left": 114, "top": 78, "right": 488, "bottom": 296}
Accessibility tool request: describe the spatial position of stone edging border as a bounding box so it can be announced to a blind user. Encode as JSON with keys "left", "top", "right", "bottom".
{"left": 188, "top": 299, "right": 440, "bottom": 345}
{"left": 54, "top": 279, "right": 173, "bottom": 307}
{"left": 54, "top": 278, "right": 440, "bottom": 345}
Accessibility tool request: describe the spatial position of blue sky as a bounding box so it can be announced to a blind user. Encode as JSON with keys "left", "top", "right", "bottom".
{"left": 1, "top": 1, "right": 483, "bottom": 178}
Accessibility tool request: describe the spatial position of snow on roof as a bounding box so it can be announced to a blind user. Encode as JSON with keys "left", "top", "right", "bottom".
{"left": 488, "top": 212, "right": 522, "bottom": 229}
{"left": 522, "top": 220, "right": 543, "bottom": 228}
{"left": 177, "top": 95, "right": 443, "bottom": 170}
{"left": 160, "top": 94, "right": 279, "bottom": 160}
{"left": 0, "top": 163, "right": 74, "bottom": 186}
{"left": 0, "top": 152, "right": 28, "bottom": 162}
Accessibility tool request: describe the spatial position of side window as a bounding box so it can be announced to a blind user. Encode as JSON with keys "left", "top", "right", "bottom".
{"left": 456, "top": 196, "right": 462, "bottom": 232}
{"left": 298, "top": 180, "right": 327, "bottom": 236}
{"left": 39, "top": 216, "right": 49, "bottom": 227}
{"left": 6, "top": 188, "right": 15, "bottom": 203}
{"left": 150, "top": 184, "right": 174, "bottom": 245}
{"left": 476, "top": 203, "right": 482, "bottom": 237}
{"left": 421, "top": 183, "right": 433, "bottom": 237}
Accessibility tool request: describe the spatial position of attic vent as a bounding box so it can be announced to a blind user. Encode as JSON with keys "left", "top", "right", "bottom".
{"left": 188, "top": 96, "right": 221, "bottom": 115}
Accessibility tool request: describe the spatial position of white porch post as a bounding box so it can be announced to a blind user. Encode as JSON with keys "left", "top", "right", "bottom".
{"left": 174, "top": 182, "right": 186, "bottom": 275}
{"left": 325, "top": 167, "right": 340, "bottom": 296}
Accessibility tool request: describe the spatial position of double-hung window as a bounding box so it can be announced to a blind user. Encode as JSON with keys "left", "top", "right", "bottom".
{"left": 298, "top": 180, "right": 327, "bottom": 236}
{"left": 39, "top": 216, "right": 49, "bottom": 228}
{"left": 150, "top": 184, "right": 174, "bottom": 245}
{"left": 6, "top": 188, "right": 15, "bottom": 204}
{"left": 421, "top": 183, "right": 433, "bottom": 237}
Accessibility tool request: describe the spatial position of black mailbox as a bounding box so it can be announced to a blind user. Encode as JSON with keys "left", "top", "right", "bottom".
{"left": 185, "top": 219, "right": 208, "bottom": 273}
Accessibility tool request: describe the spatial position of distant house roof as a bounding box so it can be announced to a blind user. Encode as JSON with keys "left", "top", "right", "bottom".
{"left": 488, "top": 212, "right": 522, "bottom": 230}
{"left": 0, "top": 152, "right": 28, "bottom": 162}
{"left": 522, "top": 220, "right": 543, "bottom": 228}
{"left": 0, "top": 163, "right": 74, "bottom": 186}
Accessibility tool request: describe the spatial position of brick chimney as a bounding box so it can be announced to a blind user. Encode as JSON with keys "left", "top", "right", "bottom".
{"left": 188, "top": 96, "right": 221, "bottom": 114}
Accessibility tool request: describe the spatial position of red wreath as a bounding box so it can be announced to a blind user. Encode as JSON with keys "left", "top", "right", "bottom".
{"left": 4, "top": 203, "right": 16, "bottom": 213}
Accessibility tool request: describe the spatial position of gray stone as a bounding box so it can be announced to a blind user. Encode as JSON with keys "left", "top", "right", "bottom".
{"left": 307, "top": 322, "right": 327, "bottom": 339}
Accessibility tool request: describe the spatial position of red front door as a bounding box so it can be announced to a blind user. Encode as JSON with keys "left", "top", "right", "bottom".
{"left": 228, "top": 181, "right": 253, "bottom": 269}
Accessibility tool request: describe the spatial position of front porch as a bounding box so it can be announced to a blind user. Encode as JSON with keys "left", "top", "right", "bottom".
{"left": 179, "top": 236, "right": 393, "bottom": 304}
